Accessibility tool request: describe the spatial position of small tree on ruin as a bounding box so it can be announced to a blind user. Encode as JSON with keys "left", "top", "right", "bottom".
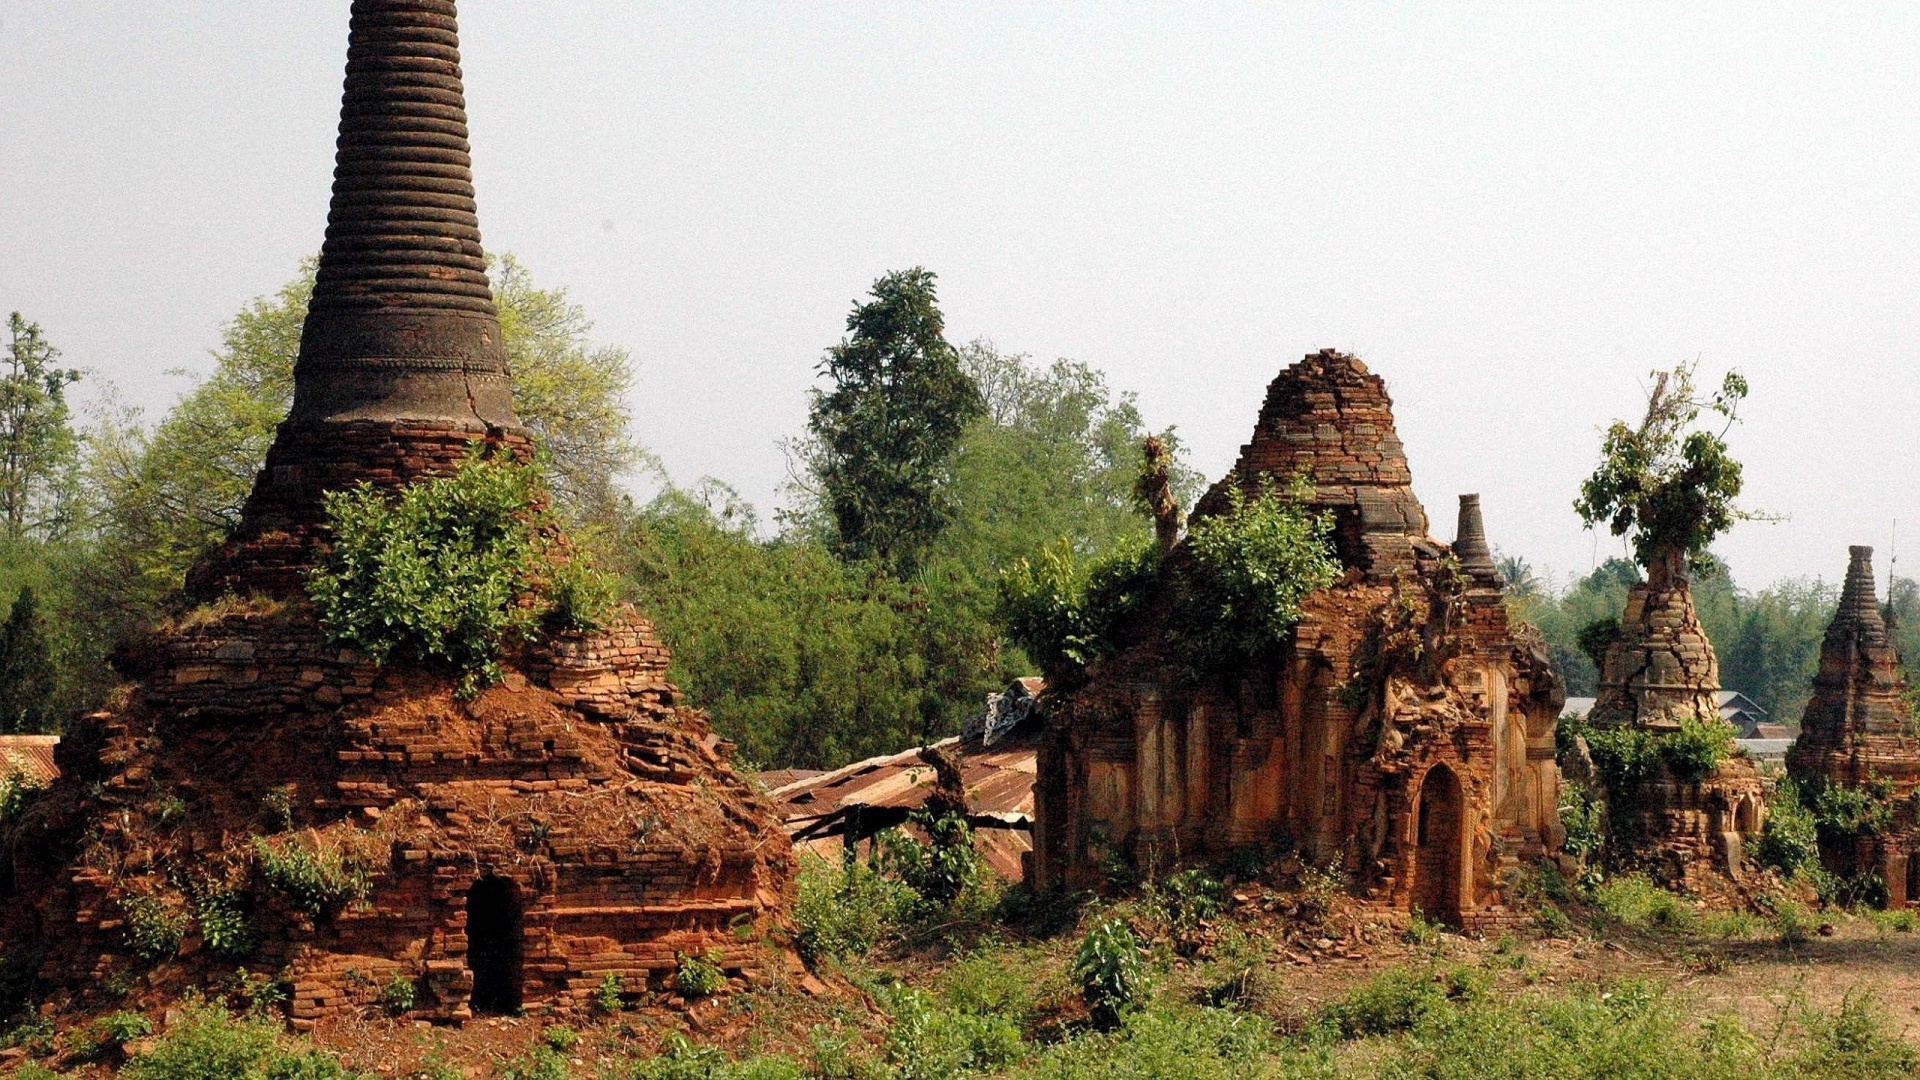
{"left": 1573, "top": 361, "right": 1756, "bottom": 586}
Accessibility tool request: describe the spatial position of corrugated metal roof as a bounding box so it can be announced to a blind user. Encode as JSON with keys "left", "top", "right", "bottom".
{"left": 762, "top": 733, "right": 1038, "bottom": 881}
{"left": 0, "top": 735, "right": 59, "bottom": 789}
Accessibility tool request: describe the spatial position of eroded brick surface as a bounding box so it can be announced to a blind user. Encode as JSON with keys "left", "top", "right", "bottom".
{"left": 1033, "top": 351, "right": 1565, "bottom": 928}
{"left": 1788, "top": 546, "right": 1920, "bottom": 906}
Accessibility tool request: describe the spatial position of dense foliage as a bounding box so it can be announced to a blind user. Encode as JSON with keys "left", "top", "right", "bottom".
{"left": 309, "top": 452, "right": 611, "bottom": 694}
{"left": 1574, "top": 363, "right": 1755, "bottom": 571}
{"left": 0, "top": 313, "right": 81, "bottom": 543}
{"left": 0, "top": 586, "right": 54, "bottom": 733}
{"left": 1168, "top": 478, "right": 1341, "bottom": 676}
{"left": 801, "top": 268, "right": 983, "bottom": 574}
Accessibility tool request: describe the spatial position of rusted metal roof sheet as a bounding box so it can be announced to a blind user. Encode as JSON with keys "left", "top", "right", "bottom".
{"left": 762, "top": 734, "right": 1038, "bottom": 882}
{"left": 0, "top": 735, "right": 60, "bottom": 789}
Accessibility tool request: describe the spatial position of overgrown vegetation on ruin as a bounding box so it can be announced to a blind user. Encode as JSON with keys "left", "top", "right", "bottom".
{"left": 999, "top": 473, "right": 1339, "bottom": 684}
{"left": 1574, "top": 362, "right": 1757, "bottom": 573}
{"left": 309, "top": 450, "right": 616, "bottom": 694}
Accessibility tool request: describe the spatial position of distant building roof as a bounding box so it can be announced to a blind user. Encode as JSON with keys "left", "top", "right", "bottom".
{"left": 1737, "top": 738, "right": 1794, "bottom": 760}
{"left": 1717, "top": 690, "right": 1768, "bottom": 720}
{"left": 0, "top": 735, "right": 59, "bottom": 789}
{"left": 1562, "top": 697, "right": 1596, "bottom": 720}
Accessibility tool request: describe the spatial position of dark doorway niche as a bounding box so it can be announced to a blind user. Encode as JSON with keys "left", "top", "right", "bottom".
{"left": 1412, "top": 764, "right": 1463, "bottom": 926}
{"left": 467, "top": 875, "right": 523, "bottom": 1014}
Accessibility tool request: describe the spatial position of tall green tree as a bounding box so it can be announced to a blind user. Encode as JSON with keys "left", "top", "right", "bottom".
{"left": 803, "top": 268, "right": 983, "bottom": 574}
{"left": 0, "top": 313, "right": 82, "bottom": 541}
{"left": 0, "top": 586, "right": 54, "bottom": 733}
{"left": 86, "top": 256, "right": 644, "bottom": 613}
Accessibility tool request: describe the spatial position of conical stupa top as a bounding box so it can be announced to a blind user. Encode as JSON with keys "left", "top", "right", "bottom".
{"left": 286, "top": 0, "right": 519, "bottom": 431}
{"left": 1829, "top": 545, "right": 1889, "bottom": 646}
{"left": 1453, "top": 493, "right": 1498, "bottom": 580}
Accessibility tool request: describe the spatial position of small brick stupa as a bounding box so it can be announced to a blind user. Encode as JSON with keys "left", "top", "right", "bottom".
{"left": 1585, "top": 549, "right": 1766, "bottom": 888}
{"left": 1033, "top": 350, "right": 1565, "bottom": 928}
{"left": 2, "top": 0, "right": 793, "bottom": 1027}
{"left": 1787, "top": 546, "right": 1920, "bottom": 905}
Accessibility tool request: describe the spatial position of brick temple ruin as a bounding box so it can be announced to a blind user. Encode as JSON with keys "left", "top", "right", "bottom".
{"left": 1581, "top": 547, "right": 1767, "bottom": 889}
{"left": 1031, "top": 350, "right": 1565, "bottom": 928}
{"left": 1, "top": 0, "right": 793, "bottom": 1026}
{"left": 1787, "top": 546, "right": 1920, "bottom": 906}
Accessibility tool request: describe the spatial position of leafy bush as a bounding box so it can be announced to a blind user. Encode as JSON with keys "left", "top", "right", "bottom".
{"left": 121, "top": 891, "right": 190, "bottom": 963}
{"left": 1167, "top": 476, "right": 1341, "bottom": 676}
{"left": 122, "top": 1002, "right": 278, "bottom": 1080}
{"left": 1574, "top": 714, "right": 1732, "bottom": 793}
{"left": 1792, "top": 990, "right": 1918, "bottom": 1078}
{"left": 190, "top": 885, "right": 256, "bottom": 961}
{"left": 1071, "top": 913, "right": 1146, "bottom": 1029}
{"left": 309, "top": 451, "right": 615, "bottom": 694}
{"left": 794, "top": 855, "right": 918, "bottom": 962}
{"left": 1325, "top": 964, "right": 1451, "bottom": 1037}
{"left": 0, "top": 764, "right": 48, "bottom": 823}
{"left": 1558, "top": 781, "right": 1607, "bottom": 870}
{"left": 1149, "top": 867, "right": 1224, "bottom": 932}
{"left": 252, "top": 836, "right": 371, "bottom": 918}
{"left": 879, "top": 982, "right": 1026, "bottom": 1080}
{"left": 878, "top": 809, "right": 983, "bottom": 909}
{"left": 999, "top": 535, "right": 1160, "bottom": 683}
{"left": 63, "top": 1010, "right": 154, "bottom": 1060}
{"left": 1592, "top": 875, "right": 1695, "bottom": 931}
{"left": 1757, "top": 778, "right": 1821, "bottom": 879}
{"left": 675, "top": 951, "right": 726, "bottom": 998}
{"left": 542, "top": 1024, "right": 579, "bottom": 1052}
{"left": 378, "top": 974, "right": 416, "bottom": 1016}
{"left": 593, "top": 972, "right": 626, "bottom": 1014}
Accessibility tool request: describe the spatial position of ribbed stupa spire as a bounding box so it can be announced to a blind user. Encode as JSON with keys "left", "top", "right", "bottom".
{"left": 286, "top": 0, "right": 518, "bottom": 430}
{"left": 1452, "top": 494, "right": 1498, "bottom": 584}
{"left": 191, "top": 0, "right": 529, "bottom": 597}
{"left": 1830, "top": 545, "right": 1889, "bottom": 646}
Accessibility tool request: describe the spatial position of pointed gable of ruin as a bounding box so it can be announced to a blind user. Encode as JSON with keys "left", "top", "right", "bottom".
{"left": 1194, "top": 349, "right": 1428, "bottom": 575}
{"left": 1790, "top": 546, "right": 1920, "bottom": 788}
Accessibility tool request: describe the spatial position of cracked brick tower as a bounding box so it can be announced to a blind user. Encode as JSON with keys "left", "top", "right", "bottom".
{"left": 2, "top": 0, "right": 795, "bottom": 1027}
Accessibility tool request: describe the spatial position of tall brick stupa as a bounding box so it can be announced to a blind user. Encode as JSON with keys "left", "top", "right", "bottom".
{"left": 1788, "top": 547, "right": 1920, "bottom": 906}
{"left": 3, "top": 0, "right": 795, "bottom": 1028}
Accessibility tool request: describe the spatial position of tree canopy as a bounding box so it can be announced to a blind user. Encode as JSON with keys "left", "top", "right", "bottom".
{"left": 802, "top": 268, "right": 983, "bottom": 574}
{"left": 0, "top": 313, "right": 82, "bottom": 542}
{"left": 1574, "top": 363, "right": 1754, "bottom": 577}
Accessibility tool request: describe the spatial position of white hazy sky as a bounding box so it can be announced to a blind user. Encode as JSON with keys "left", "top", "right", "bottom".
{"left": 5, "top": 2, "right": 1920, "bottom": 591}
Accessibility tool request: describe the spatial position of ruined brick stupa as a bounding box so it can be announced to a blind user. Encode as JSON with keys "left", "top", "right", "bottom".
{"left": 1585, "top": 548, "right": 1765, "bottom": 888}
{"left": 1788, "top": 546, "right": 1920, "bottom": 905}
{"left": 1032, "top": 350, "right": 1565, "bottom": 927}
{"left": 2, "top": 0, "right": 793, "bottom": 1026}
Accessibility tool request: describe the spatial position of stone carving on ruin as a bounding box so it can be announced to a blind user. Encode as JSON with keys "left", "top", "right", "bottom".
{"left": 1787, "top": 546, "right": 1920, "bottom": 906}
{"left": 1032, "top": 349, "right": 1565, "bottom": 928}
{"left": 1, "top": 0, "right": 794, "bottom": 1026}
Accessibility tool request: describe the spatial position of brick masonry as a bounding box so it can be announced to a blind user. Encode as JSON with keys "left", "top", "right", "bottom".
{"left": 1787, "top": 546, "right": 1920, "bottom": 907}
{"left": 6, "top": 605, "right": 796, "bottom": 1026}
{"left": 1033, "top": 351, "right": 1566, "bottom": 927}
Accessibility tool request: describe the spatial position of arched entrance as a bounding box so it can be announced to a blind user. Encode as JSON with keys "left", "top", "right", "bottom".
{"left": 467, "top": 876, "right": 523, "bottom": 1014}
{"left": 1411, "top": 765, "right": 1463, "bottom": 924}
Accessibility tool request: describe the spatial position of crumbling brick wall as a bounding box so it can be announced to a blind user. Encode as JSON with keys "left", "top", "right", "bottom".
{"left": 1033, "top": 351, "right": 1563, "bottom": 927}
{"left": 4, "top": 607, "right": 795, "bottom": 1028}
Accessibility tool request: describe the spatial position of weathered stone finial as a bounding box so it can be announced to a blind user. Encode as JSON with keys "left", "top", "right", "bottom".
{"left": 289, "top": 0, "right": 518, "bottom": 431}
{"left": 191, "top": 0, "right": 532, "bottom": 596}
{"left": 1835, "top": 545, "right": 1888, "bottom": 640}
{"left": 1452, "top": 494, "right": 1498, "bottom": 582}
